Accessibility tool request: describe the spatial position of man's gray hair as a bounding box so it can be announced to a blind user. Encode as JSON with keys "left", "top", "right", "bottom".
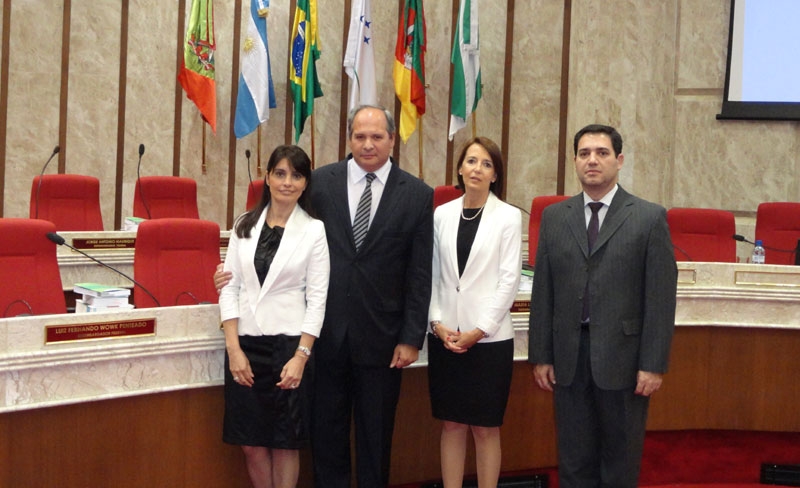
{"left": 346, "top": 104, "right": 396, "bottom": 138}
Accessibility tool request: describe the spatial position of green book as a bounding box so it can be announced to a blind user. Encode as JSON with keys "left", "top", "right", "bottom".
{"left": 73, "top": 282, "right": 131, "bottom": 298}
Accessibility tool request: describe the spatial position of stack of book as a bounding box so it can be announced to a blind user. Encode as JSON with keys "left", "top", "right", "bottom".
{"left": 73, "top": 282, "right": 133, "bottom": 313}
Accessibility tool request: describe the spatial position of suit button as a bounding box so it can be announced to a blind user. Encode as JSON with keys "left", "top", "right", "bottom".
{"left": 456, "top": 286, "right": 460, "bottom": 292}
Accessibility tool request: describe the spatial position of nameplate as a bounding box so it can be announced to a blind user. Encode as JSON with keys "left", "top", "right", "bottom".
{"left": 511, "top": 299, "right": 531, "bottom": 313}
{"left": 72, "top": 238, "right": 136, "bottom": 250}
{"left": 45, "top": 318, "right": 156, "bottom": 344}
{"left": 220, "top": 237, "right": 229, "bottom": 248}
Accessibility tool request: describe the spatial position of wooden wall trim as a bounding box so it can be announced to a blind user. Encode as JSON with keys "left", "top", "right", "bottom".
{"left": 556, "top": 0, "right": 571, "bottom": 195}
{"left": 58, "top": 0, "right": 71, "bottom": 173}
{"left": 500, "top": 0, "right": 515, "bottom": 200}
{"left": 445, "top": 0, "right": 459, "bottom": 186}
{"left": 283, "top": 0, "right": 296, "bottom": 146}
{"left": 339, "top": 0, "right": 352, "bottom": 162}
{"left": 226, "top": 0, "right": 243, "bottom": 230}
{"left": 0, "top": 0, "right": 12, "bottom": 216}
{"left": 114, "top": 1, "right": 130, "bottom": 230}
{"left": 173, "top": 0, "right": 187, "bottom": 177}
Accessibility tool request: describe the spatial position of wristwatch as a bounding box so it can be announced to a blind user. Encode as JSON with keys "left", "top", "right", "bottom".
{"left": 296, "top": 345, "right": 311, "bottom": 358}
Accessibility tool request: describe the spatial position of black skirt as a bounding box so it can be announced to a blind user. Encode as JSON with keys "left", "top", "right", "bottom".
{"left": 427, "top": 334, "right": 514, "bottom": 427}
{"left": 223, "top": 334, "right": 312, "bottom": 449}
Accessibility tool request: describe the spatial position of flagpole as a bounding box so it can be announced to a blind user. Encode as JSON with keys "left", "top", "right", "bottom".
{"left": 471, "top": 111, "right": 477, "bottom": 139}
{"left": 310, "top": 113, "right": 316, "bottom": 169}
{"left": 257, "top": 125, "right": 263, "bottom": 176}
{"left": 202, "top": 122, "right": 207, "bottom": 174}
{"left": 418, "top": 117, "right": 424, "bottom": 181}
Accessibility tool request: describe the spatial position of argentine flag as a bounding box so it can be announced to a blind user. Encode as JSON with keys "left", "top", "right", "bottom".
{"left": 234, "top": 0, "right": 276, "bottom": 138}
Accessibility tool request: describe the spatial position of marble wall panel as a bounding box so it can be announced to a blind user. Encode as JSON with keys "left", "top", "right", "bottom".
{"left": 566, "top": 0, "right": 678, "bottom": 207}
{"left": 6, "top": 0, "right": 800, "bottom": 228}
{"left": 507, "top": 0, "right": 564, "bottom": 211}
{"left": 673, "top": 97, "right": 800, "bottom": 211}
{"left": 677, "top": 0, "right": 729, "bottom": 89}
{"left": 4, "top": 0, "right": 65, "bottom": 218}
{"left": 404, "top": 0, "right": 455, "bottom": 187}
{"left": 65, "top": 2, "right": 121, "bottom": 230}
{"left": 122, "top": 0, "right": 180, "bottom": 220}
{"left": 180, "top": 1, "right": 235, "bottom": 225}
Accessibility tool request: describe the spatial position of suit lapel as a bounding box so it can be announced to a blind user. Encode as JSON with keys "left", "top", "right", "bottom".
{"left": 325, "top": 160, "right": 355, "bottom": 248}
{"left": 592, "top": 187, "right": 633, "bottom": 254}
{"left": 461, "top": 193, "right": 498, "bottom": 277}
{"left": 258, "top": 205, "right": 307, "bottom": 300}
{"left": 358, "top": 162, "right": 403, "bottom": 253}
{"left": 565, "top": 195, "right": 590, "bottom": 258}
{"left": 443, "top": 199, "right": 462, "bottom": 280}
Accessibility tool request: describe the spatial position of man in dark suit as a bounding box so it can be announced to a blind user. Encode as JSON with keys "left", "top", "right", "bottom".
{"left": 528, "top": 124, "right": 677, "bottom": 488}
{"left": 309, "top": 105, "right": 433, "bottom": 488}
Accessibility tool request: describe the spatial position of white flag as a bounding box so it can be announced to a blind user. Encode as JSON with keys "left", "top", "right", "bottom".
{"left": 448, "top": 0, "right": 481, "bottom": 140}
{"left": 343, "top": 0, "right": 377, "bottom": 110}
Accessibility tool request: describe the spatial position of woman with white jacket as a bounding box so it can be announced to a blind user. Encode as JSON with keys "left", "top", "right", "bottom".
{"left": 428, "top": 137, "right": 521, "bottom": 488}
{"left": 219, "top": 145, "right": 329, "bottom": 488}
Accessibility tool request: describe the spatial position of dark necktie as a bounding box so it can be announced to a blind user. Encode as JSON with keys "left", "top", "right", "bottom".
{"left": 582, "top": 202, "right": 604, "bottom": 323}
{"left": 353, "top": 173, "right": 376, "bottom": 251}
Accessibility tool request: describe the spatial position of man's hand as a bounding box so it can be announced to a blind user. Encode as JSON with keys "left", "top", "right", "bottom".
{"left": 389, "top": 344, "right": 419, "bottom": 368}
{"left": 533, "top": 364, "right": 556, "bottom": 392}
{"left": 634, "top": 370, "right": 663, "bottom": 397}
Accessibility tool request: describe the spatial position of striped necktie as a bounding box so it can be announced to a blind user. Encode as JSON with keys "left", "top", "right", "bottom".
{"left": 353, "top": 173, "right": 376, "bottom": 251}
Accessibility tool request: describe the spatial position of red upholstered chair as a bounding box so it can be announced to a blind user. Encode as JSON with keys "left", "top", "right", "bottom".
{"left": 133, "top": 176, "right": 199, "bottom": 219}
{"left": 755, "top": 202, "right": 800, "bottom": 265}
{"left": 29, "top": 174, "right": 104, "bottom": 231}
{"left": 666, "top": 207, "right": 737, "bottom": 262}
{"left": 133, "top": 218, "right": 220, "bottom": 308}
{"left": 0, "top": 218, "right": 66, "bottom": 317}
{"left": 528, "top": 195, "right": 570, "bottom": 267}
{"left": 246, "top": 179, "right": 265, "bottom": 210}
{"left": 433, "top": 185, "right": 463, "bottom": 209}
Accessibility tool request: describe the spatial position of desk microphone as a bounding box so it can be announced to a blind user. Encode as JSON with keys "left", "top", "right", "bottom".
{"left": 34, "top": 145, "right": 61, "bottom": 219}
{"left": 174, "top": 290, "right": 211, "bottom": 306}
{"left": 3, "top": 299, "right": 33, "bottom": 318}
{"left": 46, "top": 232, "right": 161, "bottom": 307}
{"left": 245, "top": 149, "right": 253, "bottom": 186}
{"left": 673, "top": 244, "right": 693, "bottom": 261}
{"left": 136, "top": 143, "right": 152, "bottom": 219}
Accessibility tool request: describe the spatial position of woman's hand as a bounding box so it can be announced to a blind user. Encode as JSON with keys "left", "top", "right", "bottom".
{"left": 434, "top": 323, "right": 466, "bottom": 353}
{"left": 214, "top": 263, "right": 233, "bottom": 293}
{"left": 445, "top": 328, "right": 485, "bottom": 353}
{"left": 276, "top": 352, "right": 308, "bottom": 390}
{"left": 228, "top": 347, "right": 254, "bottom": 387}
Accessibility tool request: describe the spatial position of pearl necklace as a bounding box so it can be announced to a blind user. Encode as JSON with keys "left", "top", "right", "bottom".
{"left": 461, "top": 203, "right": 486, "bottom": 221}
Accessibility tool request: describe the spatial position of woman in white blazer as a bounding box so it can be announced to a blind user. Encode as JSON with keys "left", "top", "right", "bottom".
{"left": 428, "top": 137, "right": 521, "bottom": 488}
{"left": 219, "top": 145, "right": 329, "bottom": 488}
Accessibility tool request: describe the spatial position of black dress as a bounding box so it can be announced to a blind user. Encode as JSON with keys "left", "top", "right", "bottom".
{"left": 222, "top": 224, "right": 313, "bottom": 449}
{"left": 427, "top": 208, "right": 514, "bottom": 427}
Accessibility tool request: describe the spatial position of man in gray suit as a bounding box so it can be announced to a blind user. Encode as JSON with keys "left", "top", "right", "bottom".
{"left": 528, "top": 124, "right": 677, "bottom": 488}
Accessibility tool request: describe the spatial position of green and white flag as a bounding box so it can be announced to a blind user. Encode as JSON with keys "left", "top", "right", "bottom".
{"left": 448, "top": 0, "right": 481, "bottom": 141}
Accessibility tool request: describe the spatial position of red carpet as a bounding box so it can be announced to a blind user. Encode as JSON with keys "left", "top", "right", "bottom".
{"left": 393, "top": 430, "right": 800, "bottom": 487}
{"left": 640, "top": 430, "right": 800, "bottom": 486}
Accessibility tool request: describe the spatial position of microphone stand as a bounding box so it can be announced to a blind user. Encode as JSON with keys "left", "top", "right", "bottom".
{"left": 246, "top": 149, "right": 252, "bottom": 187}
{"left": 46, "top": 232, "right": 161, "bottom": 307}
{"left": 34, "top": 146, "right": 61, "bottom": 219}
{"left": 137, "top": 144, "right": 151, "bottom": 219}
